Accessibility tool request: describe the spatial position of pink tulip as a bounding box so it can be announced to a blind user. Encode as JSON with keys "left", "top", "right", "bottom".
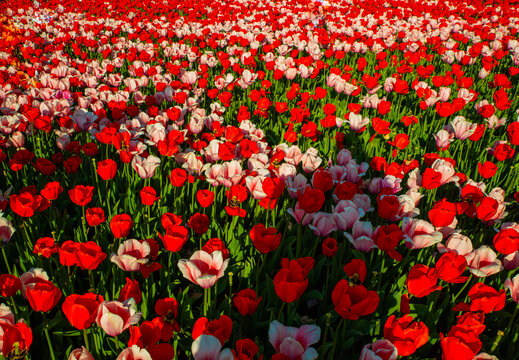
{"left": 300, "top": 148, "right": 322, "bottom": 173}
{"left": 110, "top": 239, "right": 150, "bottom": 272}
{"left": 465, "top": 246, "right": 503, "bottom": 277}
{"left": 430, "top": 159, "right": 459, "bottom": 185}
{"left": 448, "top": 116, "right": 477, "bottom": 140}
{"left": 403, "top": 218, "right": 443, "bottom": 249}
{"left": 359, "top": 339, "right": 398, "bottom": 360}
{"left": 178, "top": 251, "right": 229, "bottom": 289}
{"left": 269, "top": 320, "right": 320, "bottom": 360}
{"left": 438, "top": 87, "right": 451, "bottom": 102}
{"left": 346, "top": 113, "right": 370, "bottom": 133}
{"left": 131, "top": 155, "right": 160, "bottom": 179}
{"left": 0, "top": 213, "right": 15, "bottom": 245}
{"left": 333, "top": 201, "right": 364, "bottom": 231}
{"left": 0, "top": 304, "right": 14, "bottom": 324}
{"left": 504, "top": 251, "right": 519, "bottom": 270}
{"left": 505, "top": 274, "right": 519, "bottom": 303}
{"left": 345, "top": 221, "right": 376, "bottom": 252}
{"left": 69, "top": 347, "right": 95, "bottom": 360}
{"left": 309, "top": 212, "right": 337, "bottom": 237}
{"left": 96, "top": 299, "right": 142, "bottom": 337}
{"left": 437, "top": 233, "right": 473, "bottom": 255}
{"left": 191, "top": 335, "right": 234, "bottom": 360}
{"left": 287, "top": 205, "right": 314, "bottom": 226}
{"left": 433, "top": 129, "right": 454, "bottom": 151}
{"left": 116, "top": 346, "right": 152, "bottom": 360}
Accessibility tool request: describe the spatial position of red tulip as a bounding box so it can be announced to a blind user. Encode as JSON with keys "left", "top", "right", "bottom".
{"left": 332, "top": 280, "right": 379, "bottom": 320}
{"left": 250, "top": 223, "right": 281, "bottom": 254}
{"left": 0, "top": 274, "right": 22, "bottom": 297}
{"left": 233, "top": 289, "right": 262, "bottom": 316}
{"left": 110, "top": 214, "right": 133, "bottom": 238}
{"left": 96, "top": 159, "right": 117, "bottom": 180}
{"left": 62, "top": 293, "right": 104, "bottom": 330}
{"left": 25, "top": 279, "right": 61, "bottom": 312}
{"left": 68, "top": 185, "right": 94, "bottom": 207}
{"left": 384, "top": 315, "right": 429, "bottom": 356}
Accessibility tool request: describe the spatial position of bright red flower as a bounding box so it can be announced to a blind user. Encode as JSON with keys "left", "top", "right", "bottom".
{"left": 62, "top": 293, "right": 104, "bottom": 330}
{"left": 332, "top": 280, "right": 379, "bottom": 320}
{"left": 110, "top": 214, "right": 133, "bottom": 238}
{"left": 428, "top": 199, "right": 457, "bottom": 227}
{"left": 453, "top": 283, "right": 506, "bottom": 313}
{"left": 10, "top": 192, "right": 40, "bottom": 217}
{"left": 33, "top": 237, "right": 58, "bottom": 258}
{"left": 25, "top": 279, "right": 61, "bottom": 312}
{"left": 68, "top": 185, "right": 94, "bottom": 206}
{"left": 343, "top": 259, "right": 367, "bottom": 284}
{"left": 158, "top": 225, "right": 189, "bottom": 252}
{"left": 169, "top": 168, "right": 188, "bottom": 187}
{"left": 273, "top": 261, "right": 309, "bottom": 303}
{"left": 225, "top": 185, "right": 248, "bottom": 217}
{"left": 202, "top": 238, "right": 229, "bottom": 260}
{"left": 59, "top": 240, "right": 80, "bottom": 267}
{"left": 507, "top": 121, "right": 519, "bottom": 146}
{"left": 161, "top": 213, "right": 182, "bottom": 229}
{"left": 86, "top": 207, "right": 106, "bottom": 226}
{"left": 384, "top": 315, "right": 429, "bottom": 356}
{"left": 75, "top": 242, "right": 107, "bottom": 270}
{"left": 40, "top": 181, "right": 63, "bottom": 201}
{"left": 477, "top": 161, "right": 497, "bottom": 179}
{"left": 250, "top": 223, "right": 281, "bottom": 254}
{"left": 155, "top": 297, "right": 180, "bottom": 341}
{"left": 406, "top": 264, "right": 442, "bottom": 298}
{"left": 96, "top": 159, "right": 117, "bottom": 180}
{"left": 196, "top": 189, "right": 215, "bottom": 208}
{"left": 140, "top": 186, "right": 159, "bottom": 206}
{"left": 435, "top": 252, "right": 468, "bottom": 283}
{"left": 1, "top": 322, "right": 32, "bottom": 358}
{"left": 373, "top": 224, "right": 404, "bottom": 261}
{"left": 119, "top": 277, "right": 142, "bottom": 304}
{"left": 493, "top": 227, "right": 519, "bottom": 255}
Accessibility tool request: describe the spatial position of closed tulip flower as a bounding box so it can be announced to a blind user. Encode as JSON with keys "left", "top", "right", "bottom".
{"left": 25, "top": 278, "right": 61, "bottom": 312}
{"left": 62, "top": 293, "right": 104, "bottom": 330}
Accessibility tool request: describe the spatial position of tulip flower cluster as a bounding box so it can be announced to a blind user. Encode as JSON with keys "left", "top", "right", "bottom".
{"left": 1, "top": 0, "right": 519, "bottom": 358}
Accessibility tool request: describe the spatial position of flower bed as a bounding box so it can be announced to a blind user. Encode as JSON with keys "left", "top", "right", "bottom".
{"left": 0, "top": 0, "right": 519, "bottom": 358}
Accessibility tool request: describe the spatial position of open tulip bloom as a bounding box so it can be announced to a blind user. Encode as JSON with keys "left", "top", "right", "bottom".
{"left": 178, "top": 250, "right": 229, "bottom": 289}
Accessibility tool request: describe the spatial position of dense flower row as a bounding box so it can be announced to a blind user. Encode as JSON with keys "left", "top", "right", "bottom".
{"left": 0, "top": 0, "right": 519, "bottom": 358}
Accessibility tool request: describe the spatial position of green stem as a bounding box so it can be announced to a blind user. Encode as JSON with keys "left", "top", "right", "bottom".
{"left": 329, "top": 318, "right": 345, "bottom": 359}
{"left": 83, "top": 329, "right": 90, "bottom": 353}
{"left": 204, "top": 287, "right": 209, "bottom": 317}
{"left": 82, "top": 206, "right": 88, "bottom": 242}
{"left": 2, "top": 247, "right": 11, "bottom": 274}
{"left": 43, "top": 313, "right": 56, "bottom": 360}
{"left": 277, "top": 302, "right": 286, "bottom": 321}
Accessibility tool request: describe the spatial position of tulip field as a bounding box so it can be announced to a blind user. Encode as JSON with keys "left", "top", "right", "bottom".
{"left": 2, "top": 0, "right": 519, "bottom": 358}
